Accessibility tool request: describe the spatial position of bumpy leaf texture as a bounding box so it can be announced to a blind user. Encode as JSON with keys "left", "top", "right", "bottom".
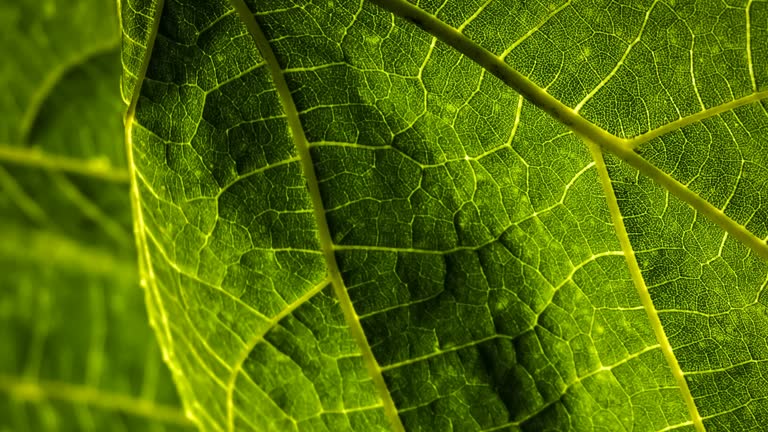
{"left": 122, "top": 0, "right": 768, "bottom": 431}
{"left": 0, "top": 0, "right": 193, "bottom": 430}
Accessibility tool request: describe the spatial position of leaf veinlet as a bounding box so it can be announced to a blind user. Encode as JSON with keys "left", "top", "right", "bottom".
{"left": 365, "top": 0, "right": 768, "bottom": 430}
{"left": 228, "top": 1, "right": 406, "bottom": 431}
{"left": 589, "top": 145, "right": 704, "bottom": 432}
{"left": 367, "top": 0, "right": 768, "bottom": 262}
{"left": 122, "top": 0, "right": 189, "bottom": 424}
{"left": 120, "top": 0, "right": 768, "bottom": 429}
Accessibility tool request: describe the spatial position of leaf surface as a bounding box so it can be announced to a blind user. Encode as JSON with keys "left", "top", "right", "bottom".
{"left": 123, "top": 0, "right": 768, "bottom": 431}
{"left": 0, "top": 1, "right": 193, "bottom": 430}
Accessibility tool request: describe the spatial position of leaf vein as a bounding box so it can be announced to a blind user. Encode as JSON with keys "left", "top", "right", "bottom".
{"left": 228, "top": 2, "right": 405, "bottom": 431}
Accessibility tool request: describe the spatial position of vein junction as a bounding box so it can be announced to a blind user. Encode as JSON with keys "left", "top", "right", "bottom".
{"left": 367, "top": 0, "right": 768, "bottom": 262}
{"left": 365, "top": 0, "right": 768, "bottom": 430}
{"left": 120, "top": 1, "right": 768, "bottom": 430}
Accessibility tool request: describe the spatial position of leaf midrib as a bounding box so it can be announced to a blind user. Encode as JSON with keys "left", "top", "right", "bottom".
{"left": 589, "top": 144, "right": 705, "bottom": 431}
{"left": 364, "top": 0, "right": 768, "bottom": 430}
{"left": 227, "top": 2, "right": 406, "bottom": 431}
{"left": 367, "top": 0, "right": 768, "bottom": 260}
{"left": 122, "top": 0, "right": 182, "bottom": 424}
{"left": 122, "top": 0, "right": 768, "bottom": 430}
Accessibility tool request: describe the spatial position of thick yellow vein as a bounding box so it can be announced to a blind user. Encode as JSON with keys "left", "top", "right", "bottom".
{"left": 605, "top": 138, "right": 768, "bottom": 261}
{"left": 225, "top": 279, "right": 331, "bottom": 432}
{"left": 122, "top": 0, "right": 183, "bottom": 417}
{"left": 368, "top": 0, "right": 768, "bottom": 262}
{"left": 0, "top": 375, "right": 192, "bottom": 426}
{"left": 0, "top": 145, "right": 130, "bottom": 182}
{"left": 588, "top": 144, "right": 705, "bottom": 432}
{"left": 367, "top": 0, "right": 621, "bottom": 150}
{"left": 125, "top": 116, "right": 179, "bottom": 391}
{"left": 229, "top": 2, "right": 406, "bottom": 431}
{"left": 627, "top": 90, "right": 768, "bottom": 147}
{"left": 124, "top": 1, "right": 164, "bottom": 115}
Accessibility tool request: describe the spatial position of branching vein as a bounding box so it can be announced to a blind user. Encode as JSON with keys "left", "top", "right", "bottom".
{"left": 367, "top": 0, "right": 768, "bottom": 263}
{"left": 229, "top": 2, "right": 406, "bottom": 431}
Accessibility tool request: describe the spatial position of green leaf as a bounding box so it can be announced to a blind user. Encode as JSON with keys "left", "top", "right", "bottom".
{"left": 124, "top": 0, "right": 768, "bottom": 431}
{"left": 0, "top": 1, "right": 193, "bottom": 430}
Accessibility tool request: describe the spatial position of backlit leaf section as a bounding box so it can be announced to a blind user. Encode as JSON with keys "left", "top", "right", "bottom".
{"left": 124, "top": 0, "right": 768, "bottom": 431}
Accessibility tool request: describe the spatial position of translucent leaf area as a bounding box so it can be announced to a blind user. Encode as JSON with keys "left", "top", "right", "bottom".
{"left": 7, "top": 0, "right": 768, "bottom": 432}
{"left": 26, "top": 0, "right": 767, "bottom": 431}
